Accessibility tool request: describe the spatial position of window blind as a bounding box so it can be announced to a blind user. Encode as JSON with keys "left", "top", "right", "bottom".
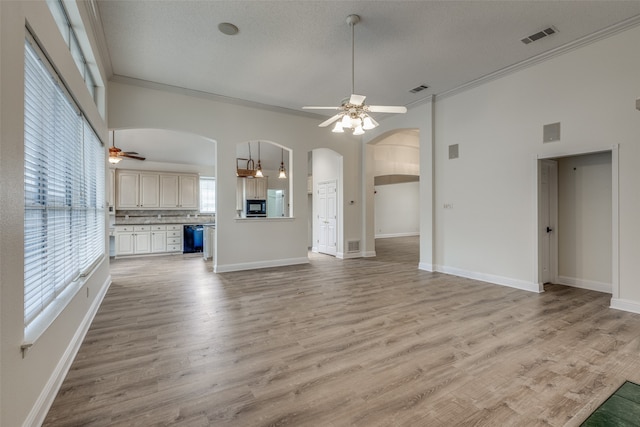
{"left": 24, "top": 37, "right": 105, "bottom": 328}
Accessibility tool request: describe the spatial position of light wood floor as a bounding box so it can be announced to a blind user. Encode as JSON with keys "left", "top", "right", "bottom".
{"left": 44, "top": 237, "right": 640, "bottom": 426}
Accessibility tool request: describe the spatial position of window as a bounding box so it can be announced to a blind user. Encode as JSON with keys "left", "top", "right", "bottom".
{"left": 200, "top": 176, "right": 216, "bottom": 213}
{"left": 199, "top": 177, "right": 216, "bottom": 213}
{"left": 47, "top": 0, "right": 97, "bottom": 101}
{"left": 24, "top": 37, "right": 105, "bottom": 333}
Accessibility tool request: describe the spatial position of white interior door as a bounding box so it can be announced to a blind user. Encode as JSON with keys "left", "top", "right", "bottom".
{"left": 317, "top": 180, "right": 337, "bottom": 256}
{"left": 540, "top": 160, "right": 558, "bottom": 285}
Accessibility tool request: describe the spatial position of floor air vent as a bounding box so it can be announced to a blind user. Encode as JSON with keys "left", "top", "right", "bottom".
{"left": 347, "top": 240, "right": 360, "bottom": 253}
{"left": 521, "top": 27, "right": 557, "bottom": 44}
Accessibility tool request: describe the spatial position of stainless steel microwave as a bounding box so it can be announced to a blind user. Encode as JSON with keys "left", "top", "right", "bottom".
{"left": 246, "top": 199, "right": 266, "bottom": 217}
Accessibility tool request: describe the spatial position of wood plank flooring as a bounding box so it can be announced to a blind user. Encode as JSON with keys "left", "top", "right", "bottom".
{"left": 44, "top": 237, "right": 640, "bottom": 426}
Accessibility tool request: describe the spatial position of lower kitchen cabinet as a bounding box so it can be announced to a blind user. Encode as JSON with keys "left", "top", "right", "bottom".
{"left": 150, "top": 225, "right": 167, "bottom": 253}
{"left": 116, "top": 224, "right": 183, "bottom": 257}
{"left": 115, "top": 225, "right": 150, "bottom": 255}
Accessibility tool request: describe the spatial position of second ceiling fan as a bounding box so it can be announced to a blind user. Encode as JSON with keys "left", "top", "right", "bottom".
{"left": 108, "top": 131, "right": 146, "bottom": 164}
{"left": 303, "top": 14, "right": 406, "bottom": 135}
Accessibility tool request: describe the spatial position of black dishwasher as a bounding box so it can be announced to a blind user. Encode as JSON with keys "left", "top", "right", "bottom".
{"left": 183, "top": 225, "right": 204, "bottom": 253}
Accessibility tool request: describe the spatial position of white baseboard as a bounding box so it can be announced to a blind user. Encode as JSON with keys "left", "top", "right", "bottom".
{"left": 215, "top": 257, "right": 309, "bottom": 273}
{"left": 434, "top": 265, "right": 540, "bottom": 293}
{"left": 27, "top": 275, "right": 112, "bottom": 427}
{"left": 362, "top": 251, "right": 376, "bottom": 258}
{"left": 610, "top": 298, "right": 640, "bottom": 314}
{"left": 375, "top": 232, "right": 420, "bottom": 239}
{"left": 556, "top": 275, "right": 612, "bottom": 294}
{"left": 418, "top": 263, "right": 434, "bottom": 272}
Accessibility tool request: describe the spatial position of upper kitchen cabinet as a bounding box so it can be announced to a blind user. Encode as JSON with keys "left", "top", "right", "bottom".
{"left": 244, "top": 177, "right": 267, "bottom": 200}
{"left": 159, "top": 173, "right": 199, "bottom": 208}
{"left": 116, "top": 171, "right": 159, "bottom": 209}
{"left": 117, "top": 170, "right": 198, "bottom": 210}
{"left": 179, "top": 174, "right": 199, "bottom": 208}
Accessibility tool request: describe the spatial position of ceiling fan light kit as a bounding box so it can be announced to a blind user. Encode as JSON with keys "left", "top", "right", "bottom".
{"left": 304, "top": 14, "right": 406, "bottom": 136}
{"left": 109, "top": 131, "right": 146, "bottom": 163}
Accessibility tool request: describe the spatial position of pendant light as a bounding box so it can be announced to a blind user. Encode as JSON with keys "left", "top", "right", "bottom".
{"left": 278, "top": 148, "right": 287, "bottom": 179}
{"left": 255, "top": 141, "right": 264, "bottom": 178}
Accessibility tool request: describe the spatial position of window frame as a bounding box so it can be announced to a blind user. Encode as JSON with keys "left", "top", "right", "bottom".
{"left": 199, "top": 176, "right": 216, "bottom": 214}
{"left": 23, "top": 34, "right": 105, "bottom": 344}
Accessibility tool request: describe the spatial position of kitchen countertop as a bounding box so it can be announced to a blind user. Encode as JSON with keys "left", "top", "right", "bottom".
{"left": 115, "top": 217, "right": 215, "bottom": 226}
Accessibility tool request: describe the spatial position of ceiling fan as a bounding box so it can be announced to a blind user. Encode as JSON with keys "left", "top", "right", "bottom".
{"left": 108, "top": 131, "right": 146, "bottom": 164}
{"left": 303, "top": 14, "right": 407, "bottom": 135}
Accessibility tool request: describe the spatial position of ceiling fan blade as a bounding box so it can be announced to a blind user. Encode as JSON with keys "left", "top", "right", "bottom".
{"left": 349, "top": 94, "right": 366, "bottom": 106}
{"left": 121, "top": 153, "right": 145, "bottom": 161}
{"left": 303, "top": 106, "right": 340, "bottom": 110}
{"left": 368, "top": 105, "right": 408, "bottom": 113}
{"left": 319, "top": 114, "right": 343, "bottom": 128}
{"left": 121, "top": 151, "right": 139, "bottom": 155}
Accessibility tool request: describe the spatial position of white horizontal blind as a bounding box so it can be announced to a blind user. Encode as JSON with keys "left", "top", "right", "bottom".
{"left": 24, "top": 38, "right": 105, "bottom": 328}
{"left": 199, "top": 177, "right": 216, "bottom": 213}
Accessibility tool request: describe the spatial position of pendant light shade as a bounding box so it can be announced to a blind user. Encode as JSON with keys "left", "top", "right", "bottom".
{"left": 255, "top": 141, "right": 264, "bottom": 177}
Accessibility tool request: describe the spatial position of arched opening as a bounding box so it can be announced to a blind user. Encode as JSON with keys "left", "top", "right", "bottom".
{"left": 235, "top": 140, "right": 291, "bottom": 218}
{"left": 366, "top": 129, "right": 420, "bottom": 257}
{"left": 308, "top": 148, "right": 344, "bottom": 257}
{"left": 107, "top": 128, "right": 217, "bottom": 262}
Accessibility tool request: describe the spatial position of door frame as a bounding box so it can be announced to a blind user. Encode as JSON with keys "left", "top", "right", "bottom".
{"left": 315, "top": 179, "right": 338, "bottom": 256}
{"left": 535, "top": 145, "right": 619, "bottom": 298}
{"left": 538, "top": 159, "right": 558, "bottom": 287}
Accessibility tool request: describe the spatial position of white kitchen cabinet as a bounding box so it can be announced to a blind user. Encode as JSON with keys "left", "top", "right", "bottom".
{"left": 159, "top": 174, "right": 179, "bottom": 208}
{"left": 139, "top": 173, "right": 160, "bottom": 208}
{"left": 134, "top": 231, "right": 151, "bottom": 254}
{"left": 166, "top": 224, "right": 183, "bottom": 252}
{"left": 244, "top": 177, "right": 267, "bottom": 200}
{"left": 115, "top": 225, "right": 151, "bottom": 255}
{"left": 236, "top": 178, "right": 244, "bottom": 211}
{"left": 203, "top": 225, "right": 215, "bottom": 261}
{"left": 109, "top": 169, "right": 116, "bottom": 207}
{"left": 115, "top": 231, "right": 135, "bottom": 255}
{"left": 117, "top": 170, "right": 198, "bottom": 210}
{"left": 116, "top": 172, "right": 139, "bottom": 209}
{"left": 160, "top": 173, "right": 198, "bottom": 209}
{"left": 179, "top": 175, "right": 199, "bottom": 208}
{"left": 150, "top": 229, "right": 167, "bottom": 253}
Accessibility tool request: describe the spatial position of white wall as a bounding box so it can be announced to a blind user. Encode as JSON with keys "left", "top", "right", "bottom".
{"left": 107, "top": 80, "right": 364, "bottom": 271}
{"left": 374, "top": 181, "right": 420, "bottom": 238}
{"left": 557, "top": 152, "right": 612, "bottom": 289}
{"left": 433, "top": 25, "right": 640, "bottom": 297}
{"left": 1, "top": 2, "right": 111, "bottom": 426}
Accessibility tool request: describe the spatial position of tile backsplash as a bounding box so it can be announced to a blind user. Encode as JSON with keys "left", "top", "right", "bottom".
{"left": 115, "top": 210, "right": 215, "bottom": 225}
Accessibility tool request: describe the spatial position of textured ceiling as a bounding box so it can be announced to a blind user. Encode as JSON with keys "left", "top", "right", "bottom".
{"left": 97, "top": 1, "right": 640, "bottom": 111}
{"left": 97, "top": 1, "right": 640, "bottom": 163}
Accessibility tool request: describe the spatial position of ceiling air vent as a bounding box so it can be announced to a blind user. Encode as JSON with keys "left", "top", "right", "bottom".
{"left": 521, "top": 27, "right": 557, "bottom": 45}
{"left": 410, "top": 84, "right": 429, "bottom": 94}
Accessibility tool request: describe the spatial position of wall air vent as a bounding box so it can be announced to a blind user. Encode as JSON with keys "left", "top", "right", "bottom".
{"left": 521, "top": 27, "right": 557, "bottom": 44}
{"left": 409, "top": 84, "right": 429, "bottom": 94}
{"left": 347, "top": 240, "right": 360, "bottom": 253}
